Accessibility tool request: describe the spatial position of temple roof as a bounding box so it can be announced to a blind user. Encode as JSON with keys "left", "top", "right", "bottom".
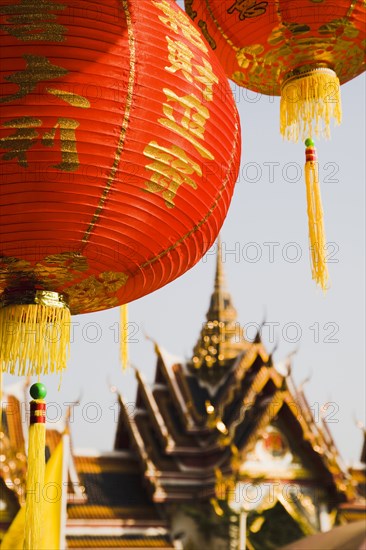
{"left": 112, "top": 242, "right": 351, "bottom": 506}
{"left": 67, "top": 451, "right": 174, "bottom": 547}
{"left": 69, "top": 452, "right": 166, "bottom": 521}
{"left": 123, "top": 344, "right": 347, "bottom": 485}
{"left": 114, "top": 362, "right": 348, "bottom": 506}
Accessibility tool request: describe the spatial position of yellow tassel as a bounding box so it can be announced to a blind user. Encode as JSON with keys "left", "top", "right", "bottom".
{"left": 120, "top": 304, "right": 129, "bottom": 370}
{"left": 304, "top": 139, "right": 329, "bottom": 290}
{"left": 280, "top": 66, "right": 342, "bottom": 142}
{"left": 0, "top": 291, "right": 70, "bottom": 377}
{"left": 24, "top": 422, "right": 45, "bottom": 550}
{"left": 24, "top": 384, "right": 47, "bottom": 550}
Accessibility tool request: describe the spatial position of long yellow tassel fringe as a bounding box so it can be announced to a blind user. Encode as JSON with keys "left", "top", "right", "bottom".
{"left": 120, "top": 304, "right": 129, "bottom": 370}
{"left": 280, "top": 67, "right": 342, "bottom": 142}
{"left": 304, "top": 139, "right": 329, "bottom": 290}
{"left": 24, "top": 388, "right": 47, "bottom": 550}
{"left": 0, "top": 303, "right": 70, "bottom": 377}
{"left": 24, "top": 422, "right": 45, "bottom": 550}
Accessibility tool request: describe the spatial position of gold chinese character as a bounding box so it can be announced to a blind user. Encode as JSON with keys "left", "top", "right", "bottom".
{"left": 227, "top": 0, "right": 268, "bottom": 21}
{"left": 165, "top": 36, "right": 194, "bottom": 82}
{"left": 165, "top": 37, "right": 218, "bottom": 102}
{"left": 0, "top": 117, "right": 41, "bottom": 167}
{"left": 0, "top": 55, "right": 67, "bottom": 104}
{"left": 159, "top": 89, "right": 214, "bottom": 160}
{"left": 194, "top": 59, "right": 218, "bottom": 102}
{"left": 162, "top": 89, "right": 209, "bottom": 139}
{"left": 144, "top": 140, "right": 201, "bottom": 208}
{"left": 0, "top": 116, "right": 81, "bottom": 171}
{"left": 0, "top": 55, "right": 90, "bottom": 109}
{"left": 42, "top": 118, "right": 80, "bottom": 171}
{"left": 152, "top": 0, "right": 208, "bottom": 54}
{"left": 46, "top": 88, "right": 90, "bottom": 109}
{"left": 0, "top": 0, "right": 66, "bottom": 42}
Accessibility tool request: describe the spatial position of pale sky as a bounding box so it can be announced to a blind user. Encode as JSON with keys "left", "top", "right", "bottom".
{"left": 3, "top": 5, "right": 365, "bottom": 465}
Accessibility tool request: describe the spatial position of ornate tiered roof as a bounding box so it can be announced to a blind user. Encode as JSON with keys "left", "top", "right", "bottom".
{"left": 114, "top": 246, "right": 350, "bottom": 518}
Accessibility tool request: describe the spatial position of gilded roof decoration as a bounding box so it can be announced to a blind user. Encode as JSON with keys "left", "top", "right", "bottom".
{"left": 189, "top": 238, "right": 251, "bottom": 383}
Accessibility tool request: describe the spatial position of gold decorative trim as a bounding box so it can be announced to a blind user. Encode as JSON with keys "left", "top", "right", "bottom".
{"left": 0, "top": 289, "right": 68, "bottom": 309}
{"left": 281, "top": 64, "right": 336, "bottom": 87}
{"left": 0, "top": 254, "right": 128, "bottom": 315}
{"left": 81, "top": 0, "right": 136, "bottom": 246}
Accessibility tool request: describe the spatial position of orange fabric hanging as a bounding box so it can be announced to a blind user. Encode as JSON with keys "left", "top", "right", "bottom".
{"left": 0, "top": 0, "right": 241, "bottom": 376}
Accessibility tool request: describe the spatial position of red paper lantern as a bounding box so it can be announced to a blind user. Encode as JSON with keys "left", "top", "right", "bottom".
{"left": 0, "top": 0, "right": 241, "bottom": 376}
{"left": 184, "top": 1, "right": 365, "bottom": 133}
{"left": 185, "top": 0, "right": 366, "bottom": 289}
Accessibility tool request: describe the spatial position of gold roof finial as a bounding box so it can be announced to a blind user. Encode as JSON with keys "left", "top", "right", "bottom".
{"left": 215, "top": 234, "right": 224, "bottom": 290}
{"left": 190, "top": 236, "right": 244, "bottom": 383}
{"left": 206, "top": 236, "right": 237, "bottom": 324}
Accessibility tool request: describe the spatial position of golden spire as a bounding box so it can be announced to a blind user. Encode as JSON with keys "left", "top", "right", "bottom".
{"left": 206, "top": 235, "right": 237, "bottom": 324}
{"left": 190, "top": 237, "right": 243, "bottom": 383}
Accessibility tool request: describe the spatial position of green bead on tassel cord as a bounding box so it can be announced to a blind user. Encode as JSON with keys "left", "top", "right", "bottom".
{"left": 29, "top": 383, "right": 47, "bottom": 400}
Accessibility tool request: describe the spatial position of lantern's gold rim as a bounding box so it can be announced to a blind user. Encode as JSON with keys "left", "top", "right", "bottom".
{"left": 0, "top": 289, "right": 69, "bottom": 309}
{"left": 281, "top": 64, "right": 337, "bottom": 88}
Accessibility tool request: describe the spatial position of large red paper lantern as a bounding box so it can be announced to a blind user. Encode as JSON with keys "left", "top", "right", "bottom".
{"left": 0, "top": 0, "right": 241, "bottom": 376}
{"left": 185, "top": 0, "right": 366, "bottom": 289}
